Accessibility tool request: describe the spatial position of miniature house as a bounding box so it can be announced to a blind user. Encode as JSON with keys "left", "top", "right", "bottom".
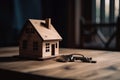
{"left": 19, "top": 18, "right": 62, "bottom": 59}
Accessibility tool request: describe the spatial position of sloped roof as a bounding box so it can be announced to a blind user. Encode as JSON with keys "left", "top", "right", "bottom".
{"left": 29, "top": 19, "right": 62, "bottom": 41}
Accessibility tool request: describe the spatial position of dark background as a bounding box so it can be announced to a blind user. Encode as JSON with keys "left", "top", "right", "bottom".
{"left": 0, "top": 0, "right": 69, "bottom": 47}
{"left": 0, "top": 0, "right": 119, "bottom": 50}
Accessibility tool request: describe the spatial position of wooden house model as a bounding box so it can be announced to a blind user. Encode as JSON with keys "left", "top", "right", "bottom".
{"left": 19, "top": 18, "right": 62, "bottom": 59}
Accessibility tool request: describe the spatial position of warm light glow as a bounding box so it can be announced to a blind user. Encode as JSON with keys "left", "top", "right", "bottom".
{"left": 115, "top": 0, "right": 119, "bottom": 17}
{"left": 96, "top": 0, "right": 119, "bottom": 22}
{"left": 105, "top": 0, "right": 109, "bottom": 16}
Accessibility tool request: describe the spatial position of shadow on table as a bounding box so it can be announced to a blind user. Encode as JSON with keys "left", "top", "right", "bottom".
{"left": 0, "top": 55, "right": 44, "bottom": 62}
{"left": 0, "top": 69, "right": 72, "bottom": 80}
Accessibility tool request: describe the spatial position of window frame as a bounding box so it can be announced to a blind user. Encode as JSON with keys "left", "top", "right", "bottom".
{"left": 45, "top": 43, "right": 50, "bottom": 52}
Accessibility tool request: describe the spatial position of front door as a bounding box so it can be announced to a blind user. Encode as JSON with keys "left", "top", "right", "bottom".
{"left": 51, "top": 44, "right": 55, "bottom": 56}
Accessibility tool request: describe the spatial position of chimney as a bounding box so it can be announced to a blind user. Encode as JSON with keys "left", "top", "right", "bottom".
{"left": 45, "top": 18, "right": 51, "bottom": 29}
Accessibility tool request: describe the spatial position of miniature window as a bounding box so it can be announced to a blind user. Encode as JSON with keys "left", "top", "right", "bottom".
{"left": 22, "top": 40, "right": 27, "bottom": 49}
{"left": 33, "top": 41, "right": 38, "bottom": 51}
{"left": 56, "top": 43, "right": 57, "bottom": 48}
{"left": 46, "top": 43, "right": 50, "bottom": 52}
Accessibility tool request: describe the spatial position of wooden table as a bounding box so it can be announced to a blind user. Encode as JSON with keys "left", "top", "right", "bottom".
{"left": 0, "top": 47, "right": 120, "bottom": 80}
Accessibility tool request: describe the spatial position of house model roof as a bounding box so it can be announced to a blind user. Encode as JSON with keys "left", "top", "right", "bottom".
{"left": 29, "top": 18, "right": 62, "bottom": 41}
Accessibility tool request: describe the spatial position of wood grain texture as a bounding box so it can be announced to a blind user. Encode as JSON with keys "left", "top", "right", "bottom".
{"left": 19, "top": 18, "right": 62, "bottom": 59}
{"left": 0, "top": 47, "right": 120, "bottom": 80}
{"left": 29, "top": 19, "right": 62, "bottom": 40}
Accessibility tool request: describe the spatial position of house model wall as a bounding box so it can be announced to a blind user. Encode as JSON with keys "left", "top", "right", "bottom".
{"left": 19, "top": 18, "right": 62, "bottom": 59}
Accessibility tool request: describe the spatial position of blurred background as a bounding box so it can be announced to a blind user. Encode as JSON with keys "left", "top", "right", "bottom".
{"left": 0, "top": 0, "right": 120, "bottom": 50}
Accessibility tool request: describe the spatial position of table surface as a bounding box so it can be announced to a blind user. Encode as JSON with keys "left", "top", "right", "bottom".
{"left": 0, "top": 47, "right": 120, "bottom": 80}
